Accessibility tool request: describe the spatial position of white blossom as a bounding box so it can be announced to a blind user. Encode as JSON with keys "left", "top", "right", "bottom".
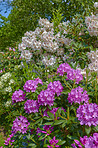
{"left": 85, "top": 3, "right": 98, "bottom": 37}
{"left": 94, "top": 2, "right": 98, "bottom": 9}
{"left": 42, "top": 55, "right": 57, "bottom": 66}
{"left": 5, "top": 100, "right": 12, "bottom": 107}
{"left": 21, "top": 50, "right": 32, "bottom": 61}
{"left": 0, "top": 81, "right": 3, "bottom": 89}
{"left": 18, "top": 18, "right": 73, "bottom": 63}
{"left": 87, "top": 50, "right": 98, "bottom": 74}
{"left": 9, "top": 79, "right": 15, "bottom": 85}
{"left": 1, "top": 72, "right": 12, "bottom": 82}
{"left": 4, "top": 86, "right": 12, "bottom": 92}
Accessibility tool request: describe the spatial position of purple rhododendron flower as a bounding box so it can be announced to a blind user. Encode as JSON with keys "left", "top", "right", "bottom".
{"left": 0, "top": 70, "right": 3, "bottom": 73}
{"left": 57, "top": 63, "right": 83, "bottom": 84}
{"left": 24, "top": 99, "right": 39, "bottom": 114}
{"left": 23, "top": 78, "right": 43, "bottom": 93}
{"left": 9, "top": 47, "right": 12, "bottom": 51}
{"left": 71, "top": 143, "right": 77, "bottom": 148}
{"left": 36, "top": 127, "right": 42, "bottom": 136}
{"left": 67, "top": 86, "right": 89, "bottom": 104}
{"left": 47, "top": 81, "right": 63, "bottom": 96}
{"left": 13, "top": 48, "right": 15, "bottom": 51}
{"left": 38, "top": 89, "right": 55, "bottom": 107}
{"left": 12, "top": 89, "right": 26, "bottom": 104}
{"left": 66, "top": 69, "right": 83, "bottom": 84}
{"left": 23, "top": 80, "right": 38, "bottom": 92}
{"left": 57, "top": 63, "right": 71, "bottom": 76}
{"left": 42, "top": 125, "right": 54, "bottom": 135}
{"left": 36, "top": 125, "right": 53, "bottom": 139}
{"left": 71, "top": 133, "right": 98, "bottom": 148}
{"left": 12, "top": 116, "right": 30, "bottom": 134}
{"left": 74, "top": 140, "right": 82, "bottom": 148}
{"left": 34, "top": 77, "right": 43, "bottom": 85}
{"left": 4, "top": 133, "right": 14, "bottom": 146}
{"left": 77, "top": 103, "right": 98, "bottom": 126}
{"left": 47, "top": 136, "right": 60, "bottom": 148}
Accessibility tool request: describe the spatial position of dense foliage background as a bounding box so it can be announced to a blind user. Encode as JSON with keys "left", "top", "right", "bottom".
{"left": 0, "top": 0, "right": 98, "bottom": 147}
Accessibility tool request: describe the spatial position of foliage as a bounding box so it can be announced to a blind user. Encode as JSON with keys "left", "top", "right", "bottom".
{"left": 0, "top": 2, "right": 98, "bottom": 148}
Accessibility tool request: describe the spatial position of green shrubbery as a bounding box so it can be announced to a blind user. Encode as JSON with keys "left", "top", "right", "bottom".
{"left": 0, "top": 1, "right": 98, "bottom": 148}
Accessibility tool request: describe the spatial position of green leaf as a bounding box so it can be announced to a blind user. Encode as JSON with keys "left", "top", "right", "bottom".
{"left": 34, "top": 119, "right": 41, "bottom": 124}
{"left": 47, "top": 111, "right": 54, "bottom": 119}
{"left": 34, "top": 116, "right": 40, "bottom": 120}
{"left": 67, "top": 135, "right": 78, "bottom": 140}
{"left": 93, "top": 125, "right": 98, "bottom": 132}
{"left": 54, "top": 120, "right": 64, "bottom": 125}
{"left": 43, "top": 117, "right": 53, "bottom": 121}
{"left": 39, "top": 134, "right": 46, "bottom": 141}
{"left": 28, "top": 143, "right": 37, "bottom": 147}
{"left": 44, "top": 122, "right": 53, "bottom": 125}
{"left": 26, "top": 133, "right": 30, "bottom": 140}
{"left": 61, "top": 90, "right": 70, "bottom": 94}
{"left": 43, "top": 144, "right": 49, "bottom": 148}
{"left": 57, "top": 140, "right": 66, "bottom": 145}
{"left": 85, "top": 126, "right": 91, "bottom": 135}
{"left": 62, "top": 120, "right": 67, "bottom": 128}
{"left": 47, "top": 136, "right": 52, "bottom": 141}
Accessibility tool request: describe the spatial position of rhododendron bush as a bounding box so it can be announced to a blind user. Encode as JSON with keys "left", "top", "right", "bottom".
{"left": 0, "top": 2, "right": 98, "bottom": 148}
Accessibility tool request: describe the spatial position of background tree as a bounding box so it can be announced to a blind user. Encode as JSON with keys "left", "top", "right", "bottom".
{"left": 0, "top": 0, "right": 96, "bottom": 51}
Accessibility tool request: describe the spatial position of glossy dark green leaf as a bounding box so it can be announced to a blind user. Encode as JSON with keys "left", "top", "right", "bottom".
{"left": 54, "top": 120, "right": 64, "bottom": 125}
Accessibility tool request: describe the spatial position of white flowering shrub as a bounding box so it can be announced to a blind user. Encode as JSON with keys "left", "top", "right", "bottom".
{"left": 18, "top": 17, "right": 73, "bottom": 66}
{"left": 85, "top": 2, "right": 98, "bottom": 37}
{"left": 87, "top": 50, "right": 98, "bottom": 74}
{"left": 5, "top": 100, "right": 12, "bottom": 108}
{"left": 0, "top": 72, "right": 14, "bottom": 94}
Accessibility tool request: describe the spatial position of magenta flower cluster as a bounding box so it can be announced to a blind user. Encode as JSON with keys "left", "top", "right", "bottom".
{"left": 4, "top": 133, "right": 15, "bottom": 146}
{"left": 12, "top": 116, "right": 30, "bottom": 134}
{"left": 23, "top": 77, "right": 43, "bottom": 93}
{"left": 36, "top": 125, "right": 54, "bottom": 137}
{"left": 47, "top": 81, "right": 63, "bottom": 96}
{"left": 24, "top": 99, "right": 39, "bottom": 114}
{"left": 38, "top": 89, "right": 55, "bottom": 107}
{"left": 57, "top": 63, "right": 71, "bottom": 76}
{"left": 67, "top": 86, "right": 89, "bottom": 104}
{"left": 47, "top": 136, "right": 60, "bottom": 148}
{"left": 12, "top": 89, "right": 26, "bottom": 104}
{"left": 71, "top": 133, "right": 98, "bottom": 148}
{"left": 57, "top": 63, "right": 83, "bottom": 84}
{"left": 36, "top": 127, "right": 42, "bottom": 138}
{"left": 38, "top": 80, "right": 63, "bottom": 107}
{"left": 76, "top": 103, "right": 98, "bottom": 126}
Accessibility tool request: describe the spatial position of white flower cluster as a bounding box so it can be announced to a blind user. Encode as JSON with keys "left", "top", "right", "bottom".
{"left": 87, "top": 50, "right": 98, "bottom": 74}
{"left": 4, "top": 86, "right": 12, "bottom": 93}
{"left": 42, "top": 55, "right": 57, "bottom": 66}
{"left": 14, "top": 65, "right": 22, "bottom": 71}
{"left": 18, "top": 18, "right": 72, "bottom": 66}
{"left": 0, "top": 72, "right": 14, "bottom": 93}
{"left": 5, "top": 100, "right": 12, "bottom": 107}
{"left": 0, "top": 72, "right": 12, "bottom": 82}
{"left": 85, "top": 2, "right": 98, "bottom": 36}
{"left": 9, "top": 79, "right": 15, "bottom": 85}
{"left": 38, "top": 18, "right": 53, "bottom": 29}
{"left": 94, "top": 2, "right": 98, "bottom": 9}
{"left": 21, "top": 50, "right": 32, "bottom": 61}
{"left": 0, "top": 81, "right": 3, "bottom": 89}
